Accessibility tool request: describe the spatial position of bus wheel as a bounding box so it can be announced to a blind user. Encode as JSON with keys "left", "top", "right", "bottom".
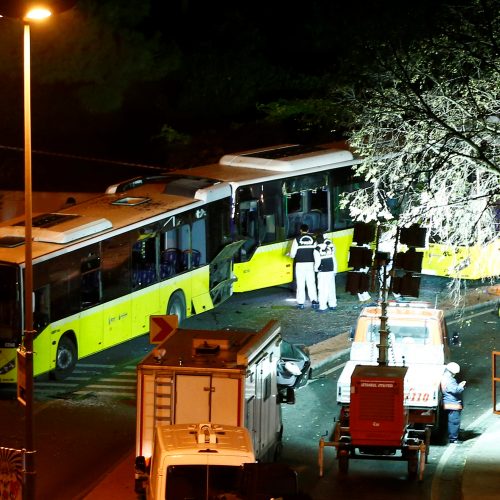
{"left": 52, "top": 336, "right": 77, "bottom": 380}
{"left": 167, "top": 291, "right": 186, "bottom": 324}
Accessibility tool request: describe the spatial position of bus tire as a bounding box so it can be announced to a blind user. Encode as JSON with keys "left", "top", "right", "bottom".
{"left": 167, "top": 291, "right": 186, "bottom": 324}
{"left": 52, "top": 336, "right": 77, "bottom": 380}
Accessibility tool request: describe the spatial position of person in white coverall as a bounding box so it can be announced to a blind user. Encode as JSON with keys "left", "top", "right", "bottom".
{"left": 289, "top": 224, "right": 319, "bottom": 309}
{"left": 313, "top": 234, "right": 337, "bottom": 311}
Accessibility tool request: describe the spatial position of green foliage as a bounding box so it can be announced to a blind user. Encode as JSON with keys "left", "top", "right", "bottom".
{"left": 0, "top": 0, "right": 180, "bottom": 113}
{"left": 258, "top": 95, "right": 354, "bottom": 136}
{"left": 154, "top": 125, "right": 191, "bottom": 147}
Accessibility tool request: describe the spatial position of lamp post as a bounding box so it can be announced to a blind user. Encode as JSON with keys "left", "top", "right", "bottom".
{"left": 0, "top": 3, "right": 74, "bottom": 498}
{"left": 21, "top": 9, "right": 52, "bottom": 500}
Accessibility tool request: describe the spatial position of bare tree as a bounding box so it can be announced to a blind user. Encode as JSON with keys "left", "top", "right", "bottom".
{"left": 342, "top": 0, "right": 499, "bottom": 260}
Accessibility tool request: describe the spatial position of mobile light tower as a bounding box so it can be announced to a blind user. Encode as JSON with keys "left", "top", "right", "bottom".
{"left": 0, "top": 2, "right": 75, "bottom": 498}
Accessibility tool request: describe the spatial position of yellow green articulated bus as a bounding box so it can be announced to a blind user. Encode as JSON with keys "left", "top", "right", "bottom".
{"left": 0, "top": 146, "right": 359, "bottom": 383}
{"left": 0, "top": 176, "right": 240, "bottom": 383}
{"left": 0, "top": 143, "right": 364, "bottom": 383}
{"left": 180, "top": 143, "right": 365, "bottom": 292}
{"left": 0, "top": 142, "right": 497, "bottom": 383}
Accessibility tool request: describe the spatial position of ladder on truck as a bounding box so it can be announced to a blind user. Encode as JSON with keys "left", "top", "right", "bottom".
{"left": 155, "top": 374, "right": 174, "bottom": 425}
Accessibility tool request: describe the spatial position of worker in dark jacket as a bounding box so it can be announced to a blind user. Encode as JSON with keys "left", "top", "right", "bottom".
{"left": 313, "top": 234, "right": 337, "bottom": 312}
{"left": 441, "top": 362, "right": 466, "bottom": 444}
{"left": 289, "top": 224, "right": 318, "bottom": 309}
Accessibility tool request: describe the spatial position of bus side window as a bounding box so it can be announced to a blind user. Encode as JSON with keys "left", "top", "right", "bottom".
{"left": 81, "top": 254, "right": 101, "bottom": 308}
{"left": 286, "top": 213, "right": 303, "bottom": 239}
{"left": 101, "top": 233, "right": 133, "bottom": 301}
{"left": 286, "top": 192, "right": 303, "bottom": 238}
{"left": 182, "top": 249, "right": 201, "bottom": 269}
{"left": 160, "top": 223, "right": 191, "bottom": 274}
{"left": 34, "top": 285, "right": 50, "bottom": 330}
{"left": 161, "top": 248, "right": 181, "bottom": 278}
{"left": 302, "top": 211, "right": 321, "bottom": 233}
{"left": 262, "top": 214, "right": 276, "bottom": 243}
{"left": 239, "top": 200, "right": 259, "bottom": 257}
{"left": 132, "top": 237, "right": 157, "bottom": 289}
{"left": 191, "top": 219, "right": 206, "bottom": 267}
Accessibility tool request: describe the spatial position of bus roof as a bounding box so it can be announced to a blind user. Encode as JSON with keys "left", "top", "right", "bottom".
{"left": 220, "top": 144, "right": 354, "bottom": 172}
{"left": 0, "top": 190, "right": 99, "bottom": 222}
{"left": 179, "top": 143, "right": 360, "bottom": 185}
{"left": 0, "top": 142, "right": 359, "bottom": 265}
{"left": 0, "top": 175, "right": 231, "bottom": 265}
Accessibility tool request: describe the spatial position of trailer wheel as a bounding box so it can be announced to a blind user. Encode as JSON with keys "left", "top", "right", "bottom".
{"left": 424, "top": 427, "right": 431, "bottom": 463}
{"left": 273, "top": 441, "right": 283, "bottom": 461}
{"left": 331, "top": 421, "right": 340, "bottom": 442}
{"left": 273, "top": 425, "right": 284, "bottom": 461}
{"left": 167, "top": 291, "right": 186, "bottom": 324}
{"left": 407, "top": 450, "right": 418, "bottom": 480}
{"left": 51, "top": 336, "right": 77, "bottom": 380}
{"left": 338, "top": 449, "right": 349, "bottom": 475}
{"left": 431, "top": 406, "right": 447, "bottom": 445}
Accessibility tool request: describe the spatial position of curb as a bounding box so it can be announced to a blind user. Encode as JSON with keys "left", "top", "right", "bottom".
{"left": 461, "top": 412, "right": 500, "bottom": 500}
{"left": 309, "top": 333, "right": 350, "bottom": 378}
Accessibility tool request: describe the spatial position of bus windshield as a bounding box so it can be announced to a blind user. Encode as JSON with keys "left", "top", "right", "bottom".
{"left": 0, "top": 265, "right": 21, "bottom": 346}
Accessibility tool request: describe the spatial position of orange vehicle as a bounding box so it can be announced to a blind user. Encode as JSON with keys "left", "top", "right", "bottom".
{"left": 319, "top": 301, "right": 462, "bottom": 480}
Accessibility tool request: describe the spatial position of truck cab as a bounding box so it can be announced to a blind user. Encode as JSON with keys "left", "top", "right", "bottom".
{"left": 137, "top": 422, "right": 300, "bottom": 499}
{"left": 139, "top": 423, "right": 255, "bottom": 499}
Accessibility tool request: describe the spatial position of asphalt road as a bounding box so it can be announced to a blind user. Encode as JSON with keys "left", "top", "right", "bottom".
{"left": 0, "top": 276, "right": 498, "bottom": 499}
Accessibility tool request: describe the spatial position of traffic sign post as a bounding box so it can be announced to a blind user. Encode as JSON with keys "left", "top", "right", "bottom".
{"left": 149, "top": 315, "right": 178, "bottom": 344}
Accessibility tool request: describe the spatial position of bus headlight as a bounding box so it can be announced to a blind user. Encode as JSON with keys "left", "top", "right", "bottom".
{"left": 0, "top": 358, "right": 16, "bottom": 374}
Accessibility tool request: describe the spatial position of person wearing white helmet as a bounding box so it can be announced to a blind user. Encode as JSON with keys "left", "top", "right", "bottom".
{"left": 441, "top": 362, "right": 466, "bottom": 444}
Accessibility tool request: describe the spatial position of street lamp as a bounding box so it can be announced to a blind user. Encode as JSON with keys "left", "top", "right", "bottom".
{"left": 21, "top": 9, "right": 52, "bottom": 500}
{"left": 0, "top": 2, "right": 75, "bottom": 498}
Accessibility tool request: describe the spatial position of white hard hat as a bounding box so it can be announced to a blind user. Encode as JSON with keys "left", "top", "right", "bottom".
{"left": 446, "top": 362, "right": 460, "bottom": 374}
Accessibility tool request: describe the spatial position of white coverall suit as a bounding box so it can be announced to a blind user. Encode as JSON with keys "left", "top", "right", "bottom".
{"left": 313, "top": 239, "right": 338, "bottom": 310}
{"left": 290, "top": 233, "right": 318, "bottom": 307}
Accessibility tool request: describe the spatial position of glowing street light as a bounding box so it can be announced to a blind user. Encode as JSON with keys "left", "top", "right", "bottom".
{"left": 21, "top": 12, "right": 52, "bottom": 500}
{"left": 0, "top": 3, "right": 75, "bottom": 498}
{"left": 24, "top": 7, "right": 52, "bottom": 20}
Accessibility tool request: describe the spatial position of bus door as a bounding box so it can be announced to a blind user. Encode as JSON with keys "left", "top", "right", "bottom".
{"left": 131, "top": 232, "right": 161, "bottom": 334}
{"left": 78, "top": 250, "right": 105, "bottom": 357}
{"left": 101, "top": 233, "right": 133, "bottom": 347}
{"left": 205, "top": 240, "right": 246, "bottom": 308}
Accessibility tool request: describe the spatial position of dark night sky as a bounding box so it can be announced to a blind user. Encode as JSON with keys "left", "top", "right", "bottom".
{"left": 0, "top": 0, "right": 468, "bottom": 189}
